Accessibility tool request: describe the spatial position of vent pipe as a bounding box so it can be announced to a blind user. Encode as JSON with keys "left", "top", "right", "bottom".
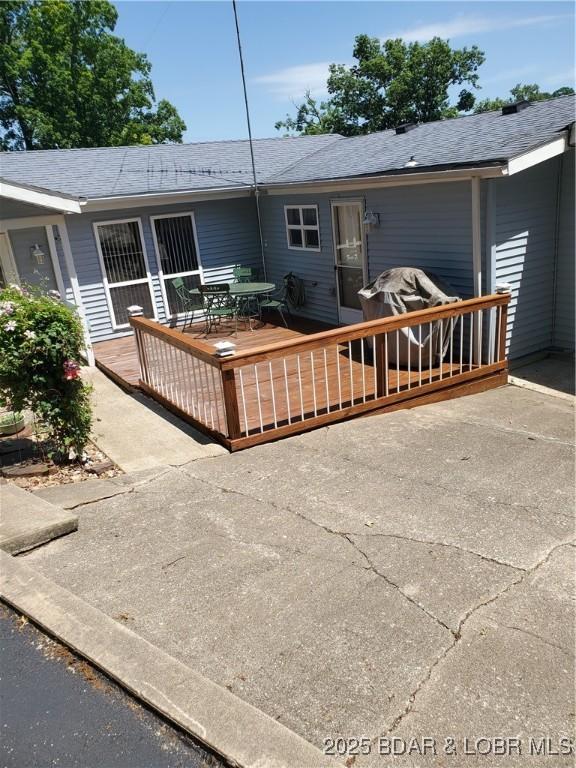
{"left": 395, "top": 123, "right": 417, "bottom": 135}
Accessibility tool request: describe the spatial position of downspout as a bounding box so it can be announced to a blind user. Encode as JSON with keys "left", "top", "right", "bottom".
{"left": 232, "top": 0, "right": 267, "bottom": 281}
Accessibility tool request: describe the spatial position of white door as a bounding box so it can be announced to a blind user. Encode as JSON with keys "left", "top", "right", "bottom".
{"left": 94, "top": 219, "right": 156, "bottom": 329}
{"left": 151, "top": 212, "right": 203, "bottom": 319}
{"left": 0, "top": 228, "right": 59, "bottom": 292}
{"left": 331, "top": 201, "right": 367, "bottom": 324}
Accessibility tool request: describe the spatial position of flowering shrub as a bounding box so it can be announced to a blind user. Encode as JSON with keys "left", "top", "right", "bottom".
{"left": 0, "top": 286, "right": 92, "bottom": 459}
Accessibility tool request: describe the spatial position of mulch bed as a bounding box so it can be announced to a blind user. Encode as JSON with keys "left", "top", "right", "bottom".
{"left": 0, "top": 422, "right": 121, "bottom": 490}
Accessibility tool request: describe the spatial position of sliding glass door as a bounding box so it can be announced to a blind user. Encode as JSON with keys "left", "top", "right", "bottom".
{"left": 94, "top": 219, "right": 156, "bottom": 328}
{"left": 151, "top": 213, "right": 203, "bottom": 318}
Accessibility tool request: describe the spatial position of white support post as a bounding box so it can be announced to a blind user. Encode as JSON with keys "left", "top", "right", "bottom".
{"left": 471, "top": 177, "right": 482, "bottom": 364}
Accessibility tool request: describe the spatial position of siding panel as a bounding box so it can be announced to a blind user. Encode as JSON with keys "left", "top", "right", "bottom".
{"left": 554, "top": 149, "right": 575, "bottom": 351}
{"left": 494, "top": 158, "right": 559, "bottom": 359}
{"left": 260, "top": 181, "right": 474, "bottom": 326}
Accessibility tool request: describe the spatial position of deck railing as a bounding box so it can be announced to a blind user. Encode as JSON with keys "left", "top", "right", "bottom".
{"left": 130, "top": 292, "right": 510, "bottom": 451}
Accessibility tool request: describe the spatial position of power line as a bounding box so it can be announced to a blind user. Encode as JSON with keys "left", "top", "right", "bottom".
{"left": 232, "top": 0, "right": 267, "bottom": 280}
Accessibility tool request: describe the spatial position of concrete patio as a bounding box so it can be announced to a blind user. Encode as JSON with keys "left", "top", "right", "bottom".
{"left": 19, "top": 384, "right": 575, "bottom": 766}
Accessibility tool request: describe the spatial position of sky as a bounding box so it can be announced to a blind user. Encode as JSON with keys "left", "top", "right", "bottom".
{"left": 113, "top": 1, "right": 576, "bottom": 142}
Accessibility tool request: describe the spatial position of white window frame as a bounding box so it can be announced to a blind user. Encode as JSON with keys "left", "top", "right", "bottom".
{"left": 150, "top": 211, "right": 204, "bottom": 320}
{"left": 284, "top": 204, "right": 321, "bottom": 252}
{"left": 93, "top": 217, "right": 157, "bottom": 330}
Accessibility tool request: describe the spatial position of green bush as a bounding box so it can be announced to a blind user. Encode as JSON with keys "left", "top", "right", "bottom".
{"left": 0, "top": 285, "right": 92, "bottom": 459}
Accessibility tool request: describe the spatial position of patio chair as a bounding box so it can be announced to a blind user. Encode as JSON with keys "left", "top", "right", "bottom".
{"left": 259, "top": 278, "right": 290, "bottom": 327}
{"left": 232, "top": 266, "right": 254, "bottom": 283}
{"left": 170, "top": 277, "right": 203, "bottom": 330}
{"left": 199, "top": 283, "right": 239, "bottom": 336}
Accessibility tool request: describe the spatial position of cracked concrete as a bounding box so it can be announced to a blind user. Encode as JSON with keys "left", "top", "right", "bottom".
{"left": 21, "top": 385, "right": 574, "bottom": 765}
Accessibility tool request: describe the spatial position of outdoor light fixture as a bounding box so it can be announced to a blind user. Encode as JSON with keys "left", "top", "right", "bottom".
{"left": 404, "top": 156, "right": 419, "bottom": 168}
{"left": 30, "top": 244, "right": 45, "bottom": 264}
{"left": 363, "top": 211, "right": 380, "bottom": 232}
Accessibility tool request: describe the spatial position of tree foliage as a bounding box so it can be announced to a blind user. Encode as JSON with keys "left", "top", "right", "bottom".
{"left": 0, "top": 0, "right": 186, "bottom": 150}
{"left": 473, "top": 83, "right": 575, "bottom": 113}
{"left": 276, "top": 35, "right": 485, "bottom": 136}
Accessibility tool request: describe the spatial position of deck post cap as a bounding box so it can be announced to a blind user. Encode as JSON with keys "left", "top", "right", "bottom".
{"left": 127, "top": 305, "right": 144, "bottom": 316}
{"left": 495, "top": 283, "right": 512, "bottom": 294}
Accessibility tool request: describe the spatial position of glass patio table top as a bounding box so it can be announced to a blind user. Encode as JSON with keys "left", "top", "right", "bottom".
{"left": 189, "top": 282, "right": 276, "bottom": 296}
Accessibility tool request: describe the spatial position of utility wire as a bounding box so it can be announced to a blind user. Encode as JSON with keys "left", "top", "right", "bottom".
{"left": 232, "top": 0, "right": 267, "bottom": 280}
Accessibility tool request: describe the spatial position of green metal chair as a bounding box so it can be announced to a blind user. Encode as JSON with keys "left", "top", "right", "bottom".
{"left": 259, "top": 278, "right": 290, "bottom": 327}
{"left": 170, "top": 277, "right": 203, "bottom": 330}
{"left": 232, "top": 266, "right": 254, "bottom": 283}
{"left": 199, "top": 283, "right": 239, "bottom": 336}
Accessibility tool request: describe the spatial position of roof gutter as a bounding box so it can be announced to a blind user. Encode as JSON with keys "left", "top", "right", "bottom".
{"left": 0, "top": 179, "right": 83, "bottom": 214}
{"left": 263, "top": 164, "right": 508, "bottom": 196}
{"left": 82, "top": 185, "right": 252, "bottom": 212}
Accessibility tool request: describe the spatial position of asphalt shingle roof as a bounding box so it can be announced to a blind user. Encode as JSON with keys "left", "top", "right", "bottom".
{"left": 0, "top": 135, "right": 342, "bottom": 199}
{"left": 0, "top": 95, "right": 574, "bottom": 200}
{"left": 269, "top": 94, "right": 576, "bottom": 185}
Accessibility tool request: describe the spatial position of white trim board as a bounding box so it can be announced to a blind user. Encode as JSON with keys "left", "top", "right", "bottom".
{"left": 507, "top": 136, "right": 567, "bottom": 176}
{"left": 0, "top": 180, "right": 82, "bottom": 214}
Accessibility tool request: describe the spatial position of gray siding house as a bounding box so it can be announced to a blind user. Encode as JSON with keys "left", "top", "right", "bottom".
{"left": 1, "top": 95, "right": 574, "bottom": 363}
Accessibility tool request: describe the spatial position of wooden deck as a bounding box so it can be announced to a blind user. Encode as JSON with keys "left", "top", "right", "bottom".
{"left": 93, "top": 316, "right": 335, "bottom": 390}
{"left": 95, "top": 314, "right": 476, "bottom": 440}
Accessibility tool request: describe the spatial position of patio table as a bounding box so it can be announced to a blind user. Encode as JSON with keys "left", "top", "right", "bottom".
{"left": 189, "top": 282, "right": 276, "bottom": 298}
{"left": 190, "top": 282, "right": 276, "bottom": 331}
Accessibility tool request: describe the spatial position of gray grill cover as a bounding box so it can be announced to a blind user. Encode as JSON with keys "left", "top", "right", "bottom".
{"left": 359, "top": 267, "right": 461, "bottom": 367}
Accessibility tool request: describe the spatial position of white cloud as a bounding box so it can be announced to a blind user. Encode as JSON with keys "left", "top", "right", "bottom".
{"left": 387, "top": 14, "right": 569, "bottom": 43}
{"left": 253, "top": 62, "right": 334, "bottom": 100}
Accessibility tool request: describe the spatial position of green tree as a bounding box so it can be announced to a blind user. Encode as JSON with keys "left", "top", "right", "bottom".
{"left": 0, "top": 0, "right": 186, "bottom": 150}
{"left": 276, "top": 35, "right": 485, "bottom": 136}
{"left": 474, "top": 83, "right": 575, "bottom": 113}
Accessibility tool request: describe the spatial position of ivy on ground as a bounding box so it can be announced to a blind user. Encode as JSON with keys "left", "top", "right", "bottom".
{"left": 0, "top": 285, "right": 92, "bottom": 459}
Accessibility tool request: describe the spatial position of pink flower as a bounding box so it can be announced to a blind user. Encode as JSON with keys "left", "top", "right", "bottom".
{"left": 24, "top": 329, "right": 36, "bottom": 340}
{"left": 4, "top": 320, "right": 16, "bottom": 331}
{"left": 63, "top": 360, "right": 80, "bottom": 380}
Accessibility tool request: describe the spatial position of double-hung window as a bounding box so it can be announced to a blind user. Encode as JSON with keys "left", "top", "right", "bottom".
{"left": 94, "top": 219, "right": 156, "bottom": 328}
{"left": 151, "top": 213, "right": 203, "bottom": 318}
{"left": 284, "top": 205, "right": 320, "bottom": 251}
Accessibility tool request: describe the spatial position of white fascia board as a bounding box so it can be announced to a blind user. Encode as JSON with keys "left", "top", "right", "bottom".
{"left": 0, "top": 180, "right": 82, "bottom": 213}
{"left": 83, "top": 187, "right": 252, "bottom": 212}
{"left": 264, "top": 165, "right": 506, "bottom": 196}
{"left": 507, "top": 136, "right": 567, "bottom": 176}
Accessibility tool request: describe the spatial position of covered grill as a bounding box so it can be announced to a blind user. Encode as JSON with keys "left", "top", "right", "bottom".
{"left": 359, "top": 267, "right": 461, "bottom": 367}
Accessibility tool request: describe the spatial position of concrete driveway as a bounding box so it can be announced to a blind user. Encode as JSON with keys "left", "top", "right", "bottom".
{"left": 23, "top": 384, "right": 575, "bottom": 766}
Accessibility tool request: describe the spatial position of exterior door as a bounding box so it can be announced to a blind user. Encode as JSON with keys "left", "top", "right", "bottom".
{"left": 94, "top": 218, "right": 156, "bottom": 329}
{"left": 0, "top": 228, "right": 59, "bottom": 293}
{"left": 331, "top": 201, "right": 367, "bottom": 324}
{"left": 151, "top": 212, "right": 203, "bottom": 319}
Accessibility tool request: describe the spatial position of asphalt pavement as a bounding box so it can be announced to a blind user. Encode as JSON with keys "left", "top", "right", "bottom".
{"left": 0, "top": 603, "right": 223, "bottom": 768}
